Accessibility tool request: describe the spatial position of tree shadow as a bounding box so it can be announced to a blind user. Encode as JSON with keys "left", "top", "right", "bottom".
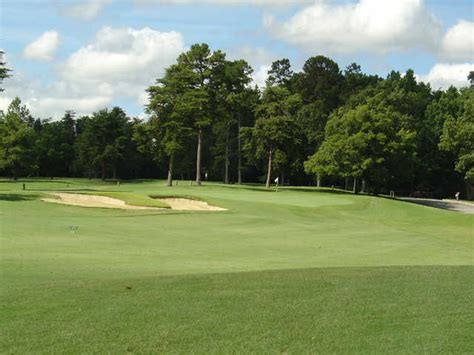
{"left": 25, "top": 188, "right": 98, "bottom": 192}
{"left": 0, "top": 193, "right": 39, "bottom": 202}
{"left": 280, "top": 187, "right": 354, "bottom": 195}
{"left": 398, "top": 197, "right": 474, "bottom": 214}
{"left": 218, "top": 184, "right": 354, "bottom": 195}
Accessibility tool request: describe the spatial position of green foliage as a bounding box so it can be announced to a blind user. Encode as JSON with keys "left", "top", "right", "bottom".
{"left": 266, "top": 58, "right": 293, "bottom": 88}
{"left": 145, "top": 66, "right": 194, "bottom": 160}
{"left": 174, "top": 43, "right": 226, "bottom": 130}
{"left": 305, "top": 102, "right": 416, "bottom": 191}
{"left": 439, "top": 90, "right": 474, "bottom": 182}
{"left": 0, "top": 98, "right": 35, "bottom": 178}
{"left": 35, "top": 111, "right": 76, "bottom": 177}
{"left": 341, "top": 62, "right": 380, "bottom": 102}
{"left": 244, "top": 85, "right": 301, "bottom": 186}
{"left": 296, "top": 55, "right": 343, "bottom": 112}
{"left": 0, "top": 50, "right": 12, "bottom": 92}
{"left": 75, "top": 107, "right": 131, "bottom": 179}
{"left": 1, "top": 46, "right": 471, "bottom": 198}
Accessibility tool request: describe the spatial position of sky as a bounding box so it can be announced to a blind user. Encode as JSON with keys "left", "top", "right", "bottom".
{"left": 0, "top": 0, "right": 473, "bottom": 119}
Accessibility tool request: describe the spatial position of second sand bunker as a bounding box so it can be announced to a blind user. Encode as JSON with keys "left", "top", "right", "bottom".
{"left": 158, "top": 198, "right": 226, "bottom": 211}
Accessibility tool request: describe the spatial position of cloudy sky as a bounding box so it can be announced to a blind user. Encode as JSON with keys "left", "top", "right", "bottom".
{"left": 1, "top": 0, "right": 473, "bottom": 119}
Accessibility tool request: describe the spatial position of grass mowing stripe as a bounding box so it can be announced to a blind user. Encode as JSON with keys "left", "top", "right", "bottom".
{"left": 2, "top": 266, "right": 473, "bottom": 353}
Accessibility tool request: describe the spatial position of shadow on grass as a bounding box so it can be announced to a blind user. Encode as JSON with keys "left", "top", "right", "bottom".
{"left": 280, "top": 187, "right": 354, "bottom": 195}
{"left": 25, "top": 188, "right": 99, "bottom": 192}
{"left": 398, "top": 197, "right": 474, "bottom": 214}
{"left": 217, "top": 184, "right": 354, "bottom": 195}
{"left": 0, "top": 193, "right": 39, "bottom": 202}
{"left": 0, "top": 179, "right": 70, "bottom": 184}
{"left": 150, "top": 194, "right": 203, "bottom": 201}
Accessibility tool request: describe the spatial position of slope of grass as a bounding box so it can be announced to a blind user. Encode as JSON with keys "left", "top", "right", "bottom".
{"left": 0, "top": 179, "right": 473, "bottom": 352}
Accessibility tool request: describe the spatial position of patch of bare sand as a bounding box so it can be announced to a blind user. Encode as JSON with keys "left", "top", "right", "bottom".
{"left": 158, "top": 198, "right": 227, "bottom": 211}
{"left": 42, "top": 193, "right": 226, "bottom": 211}
{"left": 42, "top": 193, "right": 159, "bottom": 210}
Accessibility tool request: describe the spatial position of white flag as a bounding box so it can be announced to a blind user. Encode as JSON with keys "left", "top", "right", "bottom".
{"left": 274, "top": 177, "right": 279, "bottom": 184}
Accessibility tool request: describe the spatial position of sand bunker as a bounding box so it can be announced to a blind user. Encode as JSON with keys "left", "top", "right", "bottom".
{"left": 42, "top": 193, "right": 158, "bottom": 210}
{"left": 42, "top": 193, "right": 226, "bottom": 211}
{"left": 159, "top": 198, "right": 226, "bottom": 211}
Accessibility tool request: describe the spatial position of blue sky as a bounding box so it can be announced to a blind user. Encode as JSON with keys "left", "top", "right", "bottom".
{"left": 1, "top": 0, "right": 473, "bottom": 118}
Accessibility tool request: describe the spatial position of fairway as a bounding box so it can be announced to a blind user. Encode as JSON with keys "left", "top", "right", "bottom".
{"left": 1, "top": 179, "right": 473, "bottom": 353}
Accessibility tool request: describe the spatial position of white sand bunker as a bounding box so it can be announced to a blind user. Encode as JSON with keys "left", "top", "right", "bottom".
{"left": 159, "top": 198, "right": 226, "bottom": 211}
{"left": 42, "top": 193, "right": 158, "bottom": 210}
{"left": 42, "top": 193, "right": 226, "bottom": 211}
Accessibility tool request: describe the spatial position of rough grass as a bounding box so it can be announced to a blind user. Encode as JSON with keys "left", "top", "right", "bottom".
{"left": 0, "top": 178, "right": 473, "bottom": 353}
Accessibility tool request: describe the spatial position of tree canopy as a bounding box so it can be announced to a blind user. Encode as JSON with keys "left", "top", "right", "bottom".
{"left": 1, "top": 43, "right": 472, "bottom": 199}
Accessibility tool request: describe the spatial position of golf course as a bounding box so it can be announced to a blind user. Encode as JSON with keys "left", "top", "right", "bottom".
{"left": 1, "top": 178, "right": 473, "bottom": 353}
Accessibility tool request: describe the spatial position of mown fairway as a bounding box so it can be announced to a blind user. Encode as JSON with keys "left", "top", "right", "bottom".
{"left": 1, "top": 179, "right": 473, "bottom": 353}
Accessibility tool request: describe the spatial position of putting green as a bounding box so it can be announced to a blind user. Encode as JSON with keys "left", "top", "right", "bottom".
{"left": 1, "top": 179, "right": 472, "bottom": 353}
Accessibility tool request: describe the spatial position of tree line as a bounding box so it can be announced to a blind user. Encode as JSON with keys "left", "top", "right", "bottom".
{"left": 1, "top": 44, "right": 473, "bottom": 198}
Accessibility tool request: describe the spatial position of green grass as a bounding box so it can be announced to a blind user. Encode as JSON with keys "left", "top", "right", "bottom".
{"left": 83, "top": 191, "right": 171, "bottom": 208}
{"left": 1, "top": 178, "right": 473, "bottom": 353}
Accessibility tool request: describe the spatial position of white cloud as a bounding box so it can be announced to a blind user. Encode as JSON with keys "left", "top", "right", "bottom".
{"left": 134, "top": 0, "right": 312, "bottom": 5}
{"left": 60, "top": 27, "right": 183, "bottom": 85}
{"left": 3, "top": 27, "right": 185, "bottom": 119}
{"left": 22, "top": 31, "right": 60, "bottom": 61}
{"left": 419, "top": 63, "right": 474, "bottom": 89}
{"left": 227, "top": 46, "right": 278, "bottom": 66}
{"left": 58, "top": 27, "right": 184, "bottom": 102}
{"left": 264, "top": 0, "right": 442, "bottom": 54}
{"left": 440, "top": 20, "right": 474, "bottom": 62}
{"left": 33, "top": 97, "right": 112, "bottom": 115}
{"left": 0, "top": 72, "right": 113, "bottom": 118}
{"left": 61, "top": 0, "right": 112, "bottom": 20}
{"left": 251, "top": 64, "right": 271, "bottom": 88}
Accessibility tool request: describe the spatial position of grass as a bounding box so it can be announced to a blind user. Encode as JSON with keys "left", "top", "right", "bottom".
{"left": 1, "top": 178, "right": 473, "bottom": 353}
{"left": 83, "top": 191, "right": 171, "bottom": 208}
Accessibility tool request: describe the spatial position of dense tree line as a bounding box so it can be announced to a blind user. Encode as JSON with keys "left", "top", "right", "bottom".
{"left": 0, "top": 44, "right": 473, "bottom": 198}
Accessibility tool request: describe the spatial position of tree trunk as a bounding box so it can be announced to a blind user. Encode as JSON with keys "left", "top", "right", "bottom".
{"left": 196, "top": 129, "right": 202, "bottom": 186}
{"left": 345, "top": 177, "right": 349, "bottom": 190}
{"left": 166, "top": 154, "right": 174, "bottom": 187}
{"left": 237, "top": 117, "right": 242, "bottom": 185}
{"left": 265, "top": 149, "right": 273, "bottom": 189}
{"left": 361, "top": 179, "right": 366, "bottom": 193}
{"left": 317, "top": 174, "right": 321, "bottom": 188}
{"left": 224, "top": 127, "right": 230, "bottom": 184}
{"left": 353, "top": 177, "right": 358, "bottom": 194}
